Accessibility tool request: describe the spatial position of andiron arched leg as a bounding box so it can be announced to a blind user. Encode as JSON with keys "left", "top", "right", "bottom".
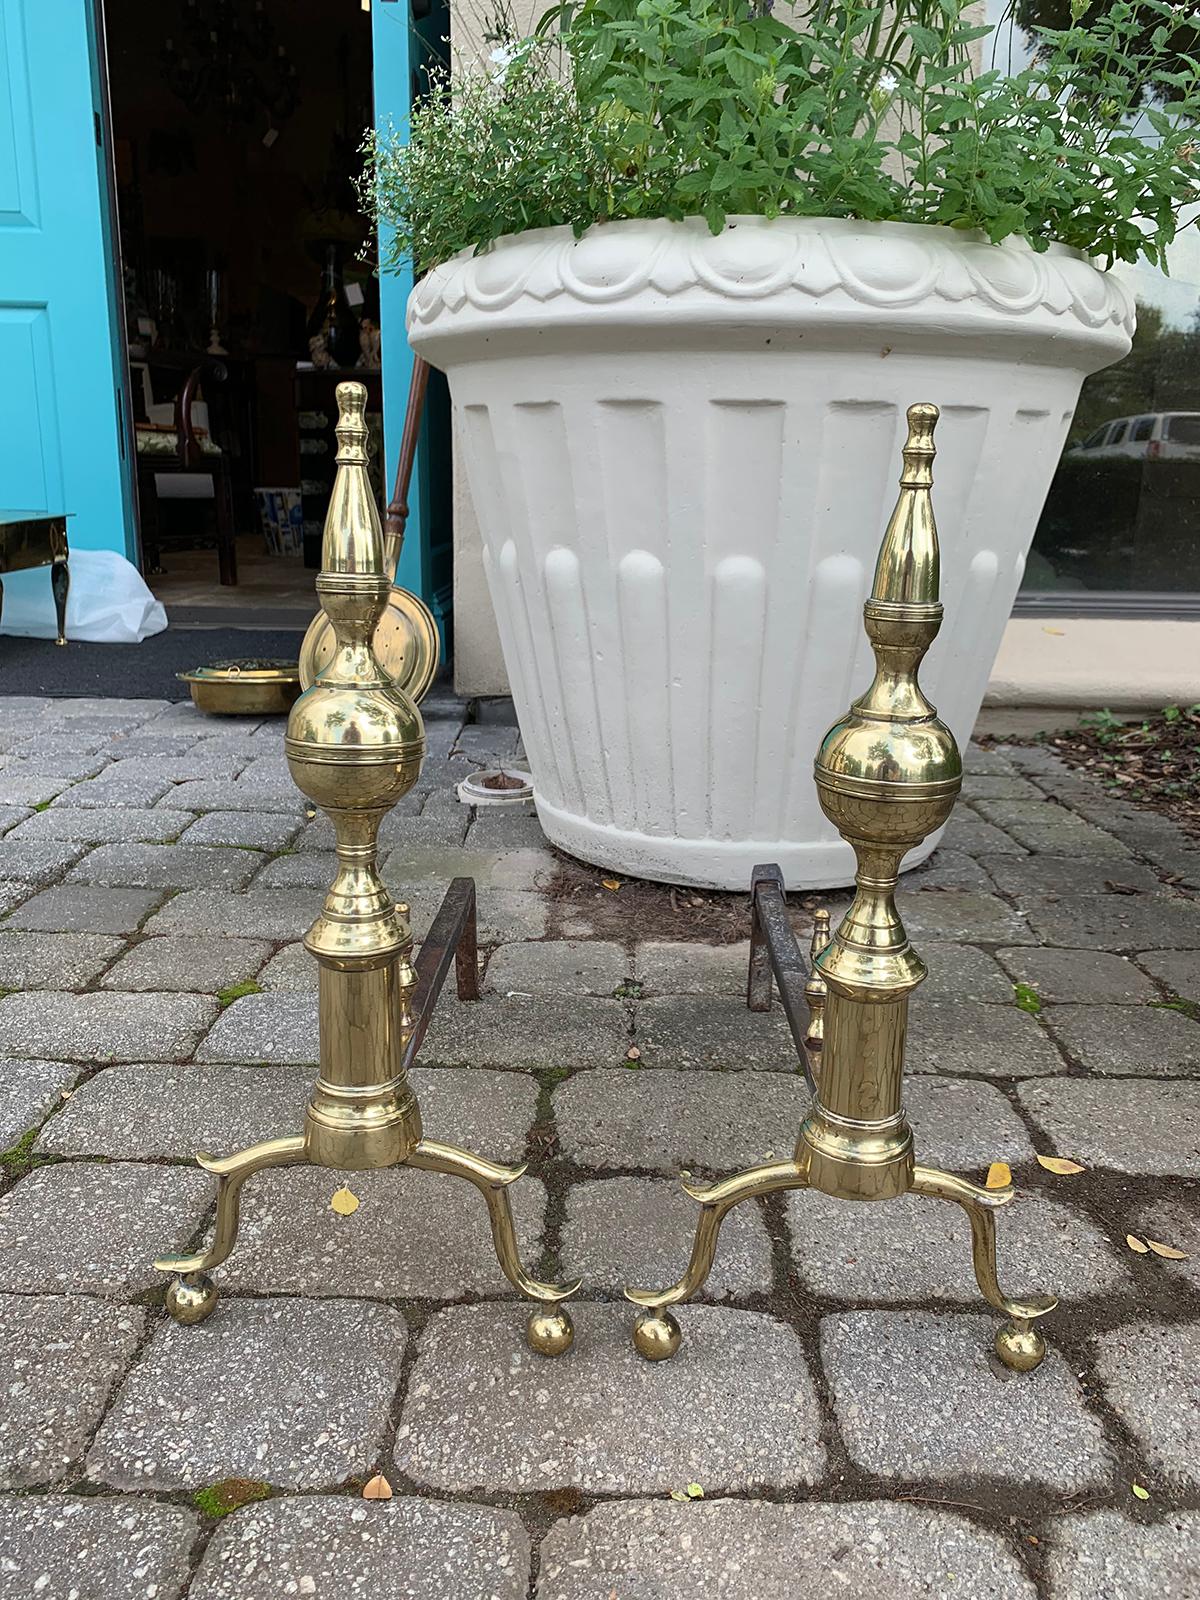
{"left": 155, "top": 1134, "right": 309, "bottom": 1325}
{"left": 624, "top": 1159, "right": 807, "bottom": 1360}
{"left": 407, "top": 1136, "right": 583, "bottom": 1357}
{"left": 910, "top": 1164, "right": 1058, "bottom": 1371}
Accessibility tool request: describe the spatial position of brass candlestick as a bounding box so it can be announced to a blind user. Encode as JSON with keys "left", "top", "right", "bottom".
{"left": 156, "top": 381, "right": 579, "bottom": 1357}
{"left": 627, "top": 404, "right": 1057, "bottom": 1373}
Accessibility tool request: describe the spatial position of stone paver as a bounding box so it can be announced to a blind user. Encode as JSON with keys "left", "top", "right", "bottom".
{"left": 1135, "top": 948, "right": 1200, "bottom": 995}
{"left": 1022, "top": 893, "right": 1200, "bottom": 951}
{"left": 0, "top": 991, "right": 217, "bottom": 1062}
{"left": 1045, "top": 1511, "right": 1200, "bottom": 1600}
{"left": 196, "top": 992, "right": 318, "bottom": 1064}
{"left": 0, "top": 1496, "right": 198, "bottom": 1600}
{"left": 88, "top": 1299, "right": 408, "bottom": 1492}
{"left": 486, "top": 939, "right": 629, "bottom": 997}
{"left": 903, "top": 890, "right": 1034, "bottom": 944}
{"left": 906, "top": 1077, "right": 1035, "bottom": 1169}
{"left": 163, "top": 779, "right": 306, "bottom": 813}
{"left": 1129, "top": 1196, "right": 1200, "bottom": 1291}
{"left": 632, "top": 996, "right": 800, "bottom": 1071}
{"left": 821, "top": 1310, "right": 1111, "bottom": 1488}
{"left": 50, "top": 775, "right": 173, "bottom": 809}
{"left": 0, "top": 840, "right": 87, "bottom": 886}
{"left": 0, "top": 1059, "right": 78, "bottom": 1148}
{"left": 221, "top": 1166, "right": 545, "bottom": 1298}
{"left": 142, "top": 888, "right": 315, "bottom": 941}
{"left": 0, "top": 1163, "right": 212, "bottom": 1297}
{"left": 3, "top": 885, "right": 164, "bottom": 934}
{"left": 536, "top": 1500, "right": 1037, "bottom": 1600}
{"left": 0, "top": 775, "right": 76, "bottom": 808}
{"left": 0, "top": 804, "right": 32, "bottom": 834}
{"left": 914, "top": 941, "right": 1013, "bottom": 1002}
{"left": 562, "top": 1176, "right": 774, "bottom": 1298}
{"left": 100, "top": 935, "right": 271, "bottom": 992}
{"left": 256, "top": 941, "right": 317, "bottom": 989}
{"left": 787, "top": 1190, "right": 1127, "bottom": 1302}
{"left": 66, "top": 842, "right": 264, "bottom": 890}
{"left": 396, "top": 1303, "right": 824, "bottom": 1493}
{"left": 981, "top": 855, "right": 1164, "bottom": 898}
{"left": 939, "top": 814, "right": 1027, "bottom": 855}
{"left": 37, "top": 1063, "right": 535, "bottom": 1163}
{"left": 1018, "top": 1079, "right": 1200, "bottom": 1175}
{"left": 995, "top": 947, "right": 1158, "bottom": 1004}
{"left": 907, "top": 1000, "right": 1063, "bottom": 1076}
{"left": 422, "top": 995, "right": 628, "bottom": 1070}
{"left": 554, "top": 1069, "right": 810, "bottom": 1174}
{"left": 904, "top": 847, "right": 994, "bottom": 891}
{"left": 1045, "top": 1003, "right": 1200, "bottom": 1075}
{"left": 0, "top": 931, "right": 122, "bottom": 990}
{"left": 0, "top": 1295, "right": 145, "bottom": 1488}
{"left": 190, "top": 1497, "right": 530, "bottom": 1600}
{"left": 971, "top": 799, "right": 1131, "bottom": 857}
{"left": 1095, "top": 1322, "right": 1200, "bottom": 1491}
{"left": 9, "top": 806, "right": 194, "bottom": 842}
{"left": 634, "top": 940, "right": 751, "bottom": 996}
{"left": 180, "top": 809, "right": 303, "bottom": 850}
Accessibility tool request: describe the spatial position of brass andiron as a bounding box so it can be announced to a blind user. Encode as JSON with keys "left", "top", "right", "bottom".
{"left": 156, "top": 381, "right": 579, "bottom": 1357}
{"left": 626, "top": 404, "right": 1058, "bottom": 1372}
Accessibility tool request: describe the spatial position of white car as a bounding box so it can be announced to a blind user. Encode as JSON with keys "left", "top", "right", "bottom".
{"left": 1071, "top": 411, "right": 1200, "bottom": 461}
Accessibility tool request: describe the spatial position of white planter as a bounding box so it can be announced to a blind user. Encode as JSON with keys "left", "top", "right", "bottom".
{"left": 408, "top": 216, "right": 1133, "bottom": 889}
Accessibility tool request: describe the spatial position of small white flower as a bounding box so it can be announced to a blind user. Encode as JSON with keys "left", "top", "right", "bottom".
{"left": 878, "top": 69, "right": 898, "bottom": 95}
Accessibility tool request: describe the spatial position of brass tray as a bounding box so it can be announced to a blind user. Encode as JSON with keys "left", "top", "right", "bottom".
{"left": 298, "top": 584, "right": 440, "bottom": 702}
{"left": 178, "top": 658, "right": 303, "bottom": 716}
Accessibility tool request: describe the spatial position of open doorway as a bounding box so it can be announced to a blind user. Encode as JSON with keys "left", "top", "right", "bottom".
{"left": 104, "top": 0, "right": 385, "bottom": 625}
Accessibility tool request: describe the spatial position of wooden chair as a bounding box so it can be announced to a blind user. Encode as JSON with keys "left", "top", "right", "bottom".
{"left": 136, "top": 357, "right": 238, "bottom": 586}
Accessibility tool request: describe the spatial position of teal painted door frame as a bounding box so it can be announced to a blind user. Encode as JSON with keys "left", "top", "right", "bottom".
{"left": 0, "top": 0, "right": 134, "bottom": 557}
{"left": 371, "top": 0, "right": 431, "bottom": 621}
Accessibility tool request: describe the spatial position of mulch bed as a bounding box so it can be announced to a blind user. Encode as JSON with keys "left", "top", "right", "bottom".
{"left": 1022, "top": 705, "right": 1200, "bottom": 837}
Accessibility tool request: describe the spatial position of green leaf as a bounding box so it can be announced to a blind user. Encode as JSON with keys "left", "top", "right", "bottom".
{"left": 1013, "top": 983, "right": 1042, "bottom": 1015}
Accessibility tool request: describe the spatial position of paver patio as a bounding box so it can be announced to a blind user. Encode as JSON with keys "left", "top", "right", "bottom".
{"left": 0, "top": 690, "right": 1198, "bottom": 1597}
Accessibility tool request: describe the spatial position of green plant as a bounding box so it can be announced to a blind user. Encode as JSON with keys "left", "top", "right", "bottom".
{"left": 193, "top": 1479, "right": 273, "bottom": 1519}
{"left": 216, "top": 979, "right": 264, "bottom": 1009}
{"left": 1013, "top": 981, "right": 1043, "bottom": 1013}
{"left": 367, "top": 0, "right": 1200, "bottom": 272}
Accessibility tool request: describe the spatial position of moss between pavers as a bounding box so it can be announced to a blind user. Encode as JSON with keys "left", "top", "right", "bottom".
{"left": 193, "top": 1478, "right": 274, "bottom": 1519}
{"left": 216, "top": 979, "right": 264, "bottom": 1009}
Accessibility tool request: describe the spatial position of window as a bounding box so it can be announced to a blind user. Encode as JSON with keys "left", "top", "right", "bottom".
{"left": 1131, "top": 417, "right": 1155, "bottom": 442}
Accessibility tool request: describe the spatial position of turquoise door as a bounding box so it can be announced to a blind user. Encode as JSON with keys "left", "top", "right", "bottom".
{"left": 0, "top": 1, "right": 133, "bottom": 557}
{"left": 372, "top": 0, "right": 452, "bottom": 638}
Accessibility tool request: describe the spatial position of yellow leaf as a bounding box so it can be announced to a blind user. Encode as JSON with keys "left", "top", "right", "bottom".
{"left": 1131, "top": 1483, "right": 1150, "bottom": 1501}
{"left": 1042, "top": 626, "right": 1066, "bottom": 636}
{"left": 330, "top": 1186, "right": 360, "bottom": 1216}
{"left": 668, "top": 1490, "right": 689, "bottom": 1502}
{"left": 685, "top": 1483, "right": 704, "bottom": 1499}
{"left": 1126, "top": 1234, "right": 1150, "bottom": 1253}
{"left": 602, "top": 878, "right": 622, "bottom": 891}
{"left": 362, "top": 1473, "right": 393, "bottom": 1500}
{"left": 1146, "top": 1239, "right": 1188, "bottom": 1260}
{"left": 985, "top": 1162, "right": 1012, "bottom": 1190}
{"left": 1036, "top": 1154, "right": 1086, "bottom": 1176}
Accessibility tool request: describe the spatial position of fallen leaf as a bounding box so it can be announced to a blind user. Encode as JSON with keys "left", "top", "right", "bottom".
{"left": 1036, "top": 1154, "right": 1086, "bottom": 1176}
{"left": 1104, "top": 880, "right": 1140, "bottom": 896}
{"left": 668, "top": 1490, "right": 689, "bottom": 1502}
{"left": 1146, "top": 1239, "right": 1188, "bottom": 1260}
{"left": 985, "top": 1162, "right": 1012, "bottom": 1189}
{"left": 602, "top": 878, "right": 622, "bottom": 891}
{"left": 1043, "top": 626, "right": 1066, "bottom": 636}
{"left": 1131, "top": 1483, "right": 1150, "bottom": 1500}
{"left": 1126, "top": 1234, "right": 1150, "bottom": 1253}
{"left": 626, "top": 1045, "right": 642, "bottom": 1061}
{"left": 685, "top": 1483, "right": 704, "bottom": 1499}
{"left": 362, "top": 1473, "right": 393, "bottom": 1501}
{"left": 330, "top": 1186, "right": 360, "bottom": 1216}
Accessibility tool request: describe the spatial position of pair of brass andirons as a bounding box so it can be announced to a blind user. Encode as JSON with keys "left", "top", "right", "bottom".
{"left": 156, "top": 385, "right": 1056, "bottom": 1375}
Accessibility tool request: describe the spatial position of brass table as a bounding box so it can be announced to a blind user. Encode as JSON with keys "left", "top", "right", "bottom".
{"left": 0, "top": 515, "right": 70, "bottom": 645}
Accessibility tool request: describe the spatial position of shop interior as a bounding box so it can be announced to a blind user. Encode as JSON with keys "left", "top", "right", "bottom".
{"left": 105, "top": 0, "right": 420, "bottom": 623}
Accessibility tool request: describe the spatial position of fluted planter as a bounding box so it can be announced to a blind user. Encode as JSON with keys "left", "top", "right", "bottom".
{"left": 408, "top": 216, "right": 1133, "bottom": 889}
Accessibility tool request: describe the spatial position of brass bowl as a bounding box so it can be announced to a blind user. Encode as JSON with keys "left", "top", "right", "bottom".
{"left": 178, "top": 658, "right": 303, "bottom": 716}
{"left": 298, "top": 585, "right": 440, "bottom": 702}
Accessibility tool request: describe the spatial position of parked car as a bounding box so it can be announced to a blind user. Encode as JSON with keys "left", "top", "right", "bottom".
{"left": 1070, "top": 411, "right": 1200, "bottom": 461}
